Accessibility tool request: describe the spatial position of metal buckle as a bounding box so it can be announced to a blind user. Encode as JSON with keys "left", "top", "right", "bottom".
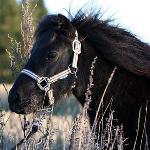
{"left": 68, "top": 65, "right": 77, "bottom": 74}
{"left": 37, "top": 77, "right": 51, "bottom": 92}
{"left": 72, "top": 39, "right": 81, "bottom": 54}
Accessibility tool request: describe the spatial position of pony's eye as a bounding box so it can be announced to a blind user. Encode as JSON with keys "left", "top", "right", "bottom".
{"left": 46, "top": 52, "right": 57, "bottom": 61}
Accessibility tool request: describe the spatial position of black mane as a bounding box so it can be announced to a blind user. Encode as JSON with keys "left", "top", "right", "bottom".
{"left": 71, "top": 11, "right": 150, "bottom": 77}
{"left": 35, "top": 10, "right": 150, "bottom": 77}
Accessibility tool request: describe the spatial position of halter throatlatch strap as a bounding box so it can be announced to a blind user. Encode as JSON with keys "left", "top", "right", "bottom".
{"left": 21, "top": 30, "right": 81, "bottom": 92}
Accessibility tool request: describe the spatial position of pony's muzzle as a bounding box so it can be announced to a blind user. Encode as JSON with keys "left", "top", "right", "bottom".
{"left": 8, "top": 91, "right": 25, "bottom": 114}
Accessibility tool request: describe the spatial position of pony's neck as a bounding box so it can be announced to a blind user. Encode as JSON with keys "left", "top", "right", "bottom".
{"left": 72, "top": 40, "right": 114, "bottom": 106}
{"left": 72, "top": 42, "right": 115, "bottom": 125}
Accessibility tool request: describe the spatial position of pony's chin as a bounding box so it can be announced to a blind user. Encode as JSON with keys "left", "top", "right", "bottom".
{"left": 9, "top": 103, "right": 39, "bottom": 114}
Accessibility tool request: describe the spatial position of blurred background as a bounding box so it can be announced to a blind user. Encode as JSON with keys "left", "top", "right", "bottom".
{"left": 0, "top": 0, "right": 47, "bottom": 83}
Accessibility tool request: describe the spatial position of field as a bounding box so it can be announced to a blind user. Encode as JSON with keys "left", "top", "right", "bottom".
{"left": 0, "top": 84, "right": 125, "bottom": 150}
{"left": 0, "top": 84, "right": 84, "bottom": 149}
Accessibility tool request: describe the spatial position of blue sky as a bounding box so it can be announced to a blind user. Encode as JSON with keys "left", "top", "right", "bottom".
{"left": 43, "top": 0, "right": 150, "bottom": 43}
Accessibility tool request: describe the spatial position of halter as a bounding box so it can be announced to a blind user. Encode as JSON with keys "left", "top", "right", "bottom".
{"left": 21, "top": 31, "right": 81, "bottom": 93}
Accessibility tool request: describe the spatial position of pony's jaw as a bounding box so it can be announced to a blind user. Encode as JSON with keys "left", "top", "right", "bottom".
{"left": 8, "top": 89, "right": 43, "bottom": 114}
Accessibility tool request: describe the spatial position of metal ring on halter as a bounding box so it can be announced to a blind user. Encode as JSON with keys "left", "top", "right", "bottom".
{"left": 68, "top": 65, "right": 78, "bottom": 74}
{"left": 37, "top": 77, "right": 51, "bottom": 92}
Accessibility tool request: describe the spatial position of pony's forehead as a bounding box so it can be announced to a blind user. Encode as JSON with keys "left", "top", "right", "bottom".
{"left": 35, "top": 14, "right": 76, "bottom": 46}
{"left": 35, "top": 15, "right": 59, "bottom": 36}
{"left": 41, "top": 15, "right": 59, "bottom": 24}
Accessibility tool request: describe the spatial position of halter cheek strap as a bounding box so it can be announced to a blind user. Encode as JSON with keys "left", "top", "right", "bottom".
{"left": 21, "top": 31, "right": 81, "bottom": 93}
{"left": 72, "top": 31, "right": 81, "bottom": 68}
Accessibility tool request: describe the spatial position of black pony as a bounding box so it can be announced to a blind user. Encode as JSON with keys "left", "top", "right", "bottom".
{"left": 8, "top": 10, "right": 150, "bottom": 149}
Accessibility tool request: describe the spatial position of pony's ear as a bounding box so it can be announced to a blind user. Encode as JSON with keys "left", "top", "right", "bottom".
{"left": 58, "top": 14, "right": 75, "bottom": 38}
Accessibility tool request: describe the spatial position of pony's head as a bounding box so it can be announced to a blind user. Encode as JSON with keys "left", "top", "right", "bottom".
{"left": 9, "top": 10, "right": 150, "bottom": 114}
{"left": 8, "top": 14, "right": 80, "bottom": 114}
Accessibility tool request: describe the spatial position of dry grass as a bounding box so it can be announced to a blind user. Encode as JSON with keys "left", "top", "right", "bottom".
{"left": 0, "top": 74, "right": 124, "bottom": 149}
{"left": 2, "top": 111, "right": 73, "bottom": 149}
{"left": 0, "top": 101, "right": 123, "bottom": 149}
{"left": 0, "top": 84, "right": 79, "bottom": 149}
{"left": 0, "top": 84, "right": 11, "bottom": 110}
